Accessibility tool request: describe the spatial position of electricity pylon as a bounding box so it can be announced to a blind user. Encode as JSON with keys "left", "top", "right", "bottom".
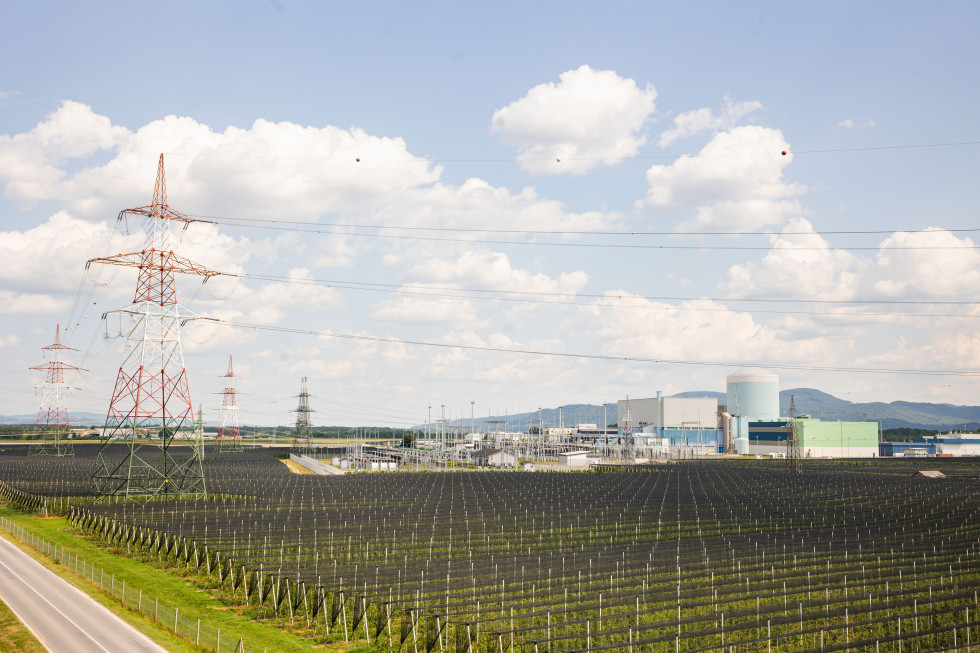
{"left": 620, "top": 396, "right": 635, "bottom": 464}
{"left": 28, "top": 324, "right": 80, "bottom": 457}
{"left": 216, "top": 355, "right": 243, "bottom": 452}
{"left": 89, "top": 154, "right": 217, "bottom": 499}
{"left": 293, "top": 377, "right": 315, "bottom": 455}
{"left": 786, "top": 394, "right": 803, "bottom": 475}
{"left": 193, "top": 404, "right": 206, "bottom": 461}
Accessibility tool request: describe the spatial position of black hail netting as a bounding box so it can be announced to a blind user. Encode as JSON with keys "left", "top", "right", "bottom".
{"left": 3, "top": 445, "right": 980, "bottom": 651}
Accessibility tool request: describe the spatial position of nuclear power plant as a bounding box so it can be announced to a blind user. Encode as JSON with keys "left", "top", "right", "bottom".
{"left": 616, "top": 367, "right": 879, "bottom": 460}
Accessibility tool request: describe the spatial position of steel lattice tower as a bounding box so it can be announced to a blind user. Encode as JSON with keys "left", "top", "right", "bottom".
{"left": 89, "top": 154, "right": 218, "bottom": 499}
{"left": 28, "top": 324, "right": 80, "bottom": 457}
{"left": 786, "top": 394, "right": 803, "bottom": 475}
{"left": 193, "top": 404, "right": 206, "bottom": 461}
{"left": 620, "top": 395, "right": 635, "bottom": 464}
{"left": 216, "top": 355, "right": 243, "bottom": 453}
{"left": 293, "top": 377, "right": 315, "bottom": 455}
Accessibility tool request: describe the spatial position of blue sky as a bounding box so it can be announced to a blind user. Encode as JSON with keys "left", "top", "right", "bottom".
{"left": 2, "top": 1, "right": 979, "bottom": 427}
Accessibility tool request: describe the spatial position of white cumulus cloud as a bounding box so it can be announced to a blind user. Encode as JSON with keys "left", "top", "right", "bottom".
{"left": 407, "top": 250, "right": 588, "bottom": 294}
{"left": 724, "top": 218, "right": 860, "bottom": 300}
{"left": 0, "top": 212, "right": 116, "bottom": 293}
{"left": 644, "top": 126, "right": 804, "bottom": 231}
{"left": 872, "top": 229, "right": 980, "bottom": 297}
{"left": 491, "top": 65, "right": 657, "bottom": 175}
{"left": 658, "top": 96, "right": 763, "bottom": 147}
{"left": 0, "top": 291, "right": 71, "bottom": 314}
{"left": 579, "top": 292, "right": 843, "bottom": 364}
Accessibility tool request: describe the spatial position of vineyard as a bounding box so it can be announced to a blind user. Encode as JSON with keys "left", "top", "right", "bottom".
{"left": 2, "top": 446, "right": 980, "bottom": 652}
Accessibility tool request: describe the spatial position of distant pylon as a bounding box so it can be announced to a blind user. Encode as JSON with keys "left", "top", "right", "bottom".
{"left": 786, "top": 394, "right": 803, "bottom": 475}
{"left": 216, "top": 355, "right": 242, "bottom": 453}
{"left": 88, "top": 154, "right": 217, "bottom": 499}
{"left": 193, "top": 404, "right": 206, "bottom": 461}
{"left": 293, "top": 377, "right": 315, "bottom": 455}
{"left": 28, "top": 324, "right": 81, "bottom": 457}
{"left": 620, "top": 396, "right": 635, "bottom": 464}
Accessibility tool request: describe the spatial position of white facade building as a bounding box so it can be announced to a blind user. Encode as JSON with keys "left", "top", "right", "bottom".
{"left": 616, "top": 395, "right": 717, "bottom": 430}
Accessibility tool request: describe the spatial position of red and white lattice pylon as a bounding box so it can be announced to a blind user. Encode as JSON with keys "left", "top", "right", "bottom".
{"left": 29, "top": 324, "right": 81, "bottom": 457}
{"left": 216, "top": 355, "right": 242, "bottom": 452}
{"left": 88, "top": 154, "right": 219, "bottom": 498}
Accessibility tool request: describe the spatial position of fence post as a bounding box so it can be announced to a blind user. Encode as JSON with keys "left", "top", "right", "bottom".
{"left": 197, "top": 619, "right": 200, "bottom": 645}
{"left": 174, "top": 607, "right": 179, "bottom": 633}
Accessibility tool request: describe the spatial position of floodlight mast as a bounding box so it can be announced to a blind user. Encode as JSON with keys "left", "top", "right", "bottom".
{"left": 29, "top": 324, "right": 82, "bottom": 457}
{"left": 88, "top": 154, "right": 217, "bottom": 500}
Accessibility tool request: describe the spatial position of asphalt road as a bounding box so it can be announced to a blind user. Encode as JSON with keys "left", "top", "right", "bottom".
{"left": 0, "top": 534, "right": 168, "bottom": 653}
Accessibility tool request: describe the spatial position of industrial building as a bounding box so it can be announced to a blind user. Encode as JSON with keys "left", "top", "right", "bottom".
{"left": 470, "top": 448, "right": 518, "bottom": 467}
{"left": 916, "top": 433, "right": 980, "bottom": 456}
{"left": 744, "top": 418, "right": 879, "bottom": 457}
{"left": 617, "top": 393, "right": 722, "bottom": 453}
{"left": 879, "top": 441, "right": 936, "bottom": 457}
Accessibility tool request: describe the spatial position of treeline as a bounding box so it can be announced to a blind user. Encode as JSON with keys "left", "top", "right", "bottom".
{"left": 882, "top": 427, "right": 938, "bottom": 442}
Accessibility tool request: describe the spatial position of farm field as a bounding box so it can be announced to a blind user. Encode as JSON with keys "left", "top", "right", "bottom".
{"left": 1, "top": 446, "right": 979, "bottom": 652}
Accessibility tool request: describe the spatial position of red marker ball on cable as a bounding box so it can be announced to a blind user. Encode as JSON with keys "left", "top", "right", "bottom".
{"left": 781, "top": 150, "right": 787, "bottom": 156}
{"left": 356, "top": 158, "right": 360, "bottom": 162}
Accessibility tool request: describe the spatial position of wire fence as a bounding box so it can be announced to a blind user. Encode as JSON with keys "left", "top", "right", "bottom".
{"left": 0, "top": 515, "right": 249, "bottom": 653}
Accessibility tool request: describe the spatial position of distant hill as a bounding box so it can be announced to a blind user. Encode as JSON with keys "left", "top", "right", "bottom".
{"left": 778, "top": 388, "right": 980, "bottom": 430}
{"left": 0, "top": 411, "right": 106, "bottom": 426}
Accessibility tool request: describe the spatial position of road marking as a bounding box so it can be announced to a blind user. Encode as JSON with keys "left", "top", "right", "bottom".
{"left": 0, "top": 538, "right": 111, "bottom": 652}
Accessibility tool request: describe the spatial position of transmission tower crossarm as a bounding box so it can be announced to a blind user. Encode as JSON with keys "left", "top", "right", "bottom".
{"left": 87, "top": 249, "right": 220, "bottom": 278}
{"left": 31, "top": 361, "right": 84, "bottom": 372}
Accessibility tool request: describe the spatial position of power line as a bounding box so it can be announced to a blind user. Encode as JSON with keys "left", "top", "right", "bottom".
{"left": 229, "top": 271, "right": 980, "bottom": 309}
{"left": 195, "top": 317, "right": 980, "bottom": 377}
{"left": 190, "top": 214, "right": 980, "bottom": 239}
{"left": 168, "top": 139, "right": 980, "bottom": 164}
{"left": 192, "top": 218, "right": 979, "bottom": 251}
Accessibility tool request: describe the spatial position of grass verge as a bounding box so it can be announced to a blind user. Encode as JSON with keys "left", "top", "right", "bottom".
{"left": 0, "top": 595, "right": 46, "bottom": 653}
{"left": 0, "top": 505, "right": 345, "bottom": 652}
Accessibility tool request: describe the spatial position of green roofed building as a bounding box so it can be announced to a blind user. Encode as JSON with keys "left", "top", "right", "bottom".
{"left": 746, "top": 418, "right": 879, "bottom": 458}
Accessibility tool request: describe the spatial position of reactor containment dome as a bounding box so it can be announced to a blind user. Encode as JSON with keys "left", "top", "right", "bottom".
{"left": 726, "top": 368, "right": 779, "bottom": 421}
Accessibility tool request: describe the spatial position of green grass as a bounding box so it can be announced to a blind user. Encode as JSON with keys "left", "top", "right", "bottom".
{"left": 0, "top": 596, "right": 46, "bottom": 653}
{"left": 0, "top": 505, "right": 334, "bottom": 652}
